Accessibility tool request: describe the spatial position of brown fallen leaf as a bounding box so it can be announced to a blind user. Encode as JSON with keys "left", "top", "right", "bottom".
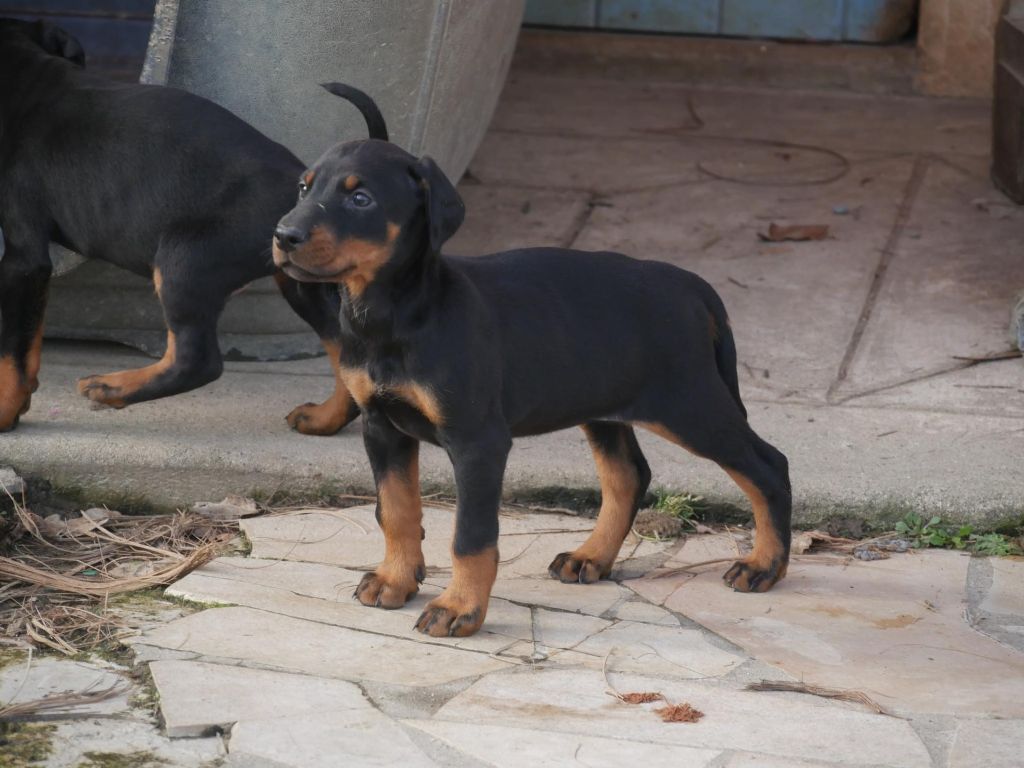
{"left": 619, "top": 692, "right": 665, "bottom": 704}
{"left": 655, "top": 703, "right": 704, "bottom": 723}
{"left": 758, "top": 223, "right": 829, "bottom": 242}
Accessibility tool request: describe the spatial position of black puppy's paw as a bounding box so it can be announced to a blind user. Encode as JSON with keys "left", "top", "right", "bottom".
{"left": 77, "top": 375, "right": 127, "bottom": 408}
{"left": 547, "top": 551, "right": 608, "bottom": 584}
{"left": 354, "top": 567, "right": 422, "bottom": 609}
{"left": 723, "top": 556, "right": 788, "bottom": 593}
{"left": 414, "top": 596, "right": 484, "bottom": 638}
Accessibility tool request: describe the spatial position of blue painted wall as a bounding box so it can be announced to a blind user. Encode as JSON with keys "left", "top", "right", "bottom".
{"left": 524, "top": 0, "right": 917, "bottom": 42}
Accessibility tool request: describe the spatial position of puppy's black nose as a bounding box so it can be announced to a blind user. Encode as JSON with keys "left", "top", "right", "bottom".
{"left": 274, "top": 225, "right": 308, "bottom": 253}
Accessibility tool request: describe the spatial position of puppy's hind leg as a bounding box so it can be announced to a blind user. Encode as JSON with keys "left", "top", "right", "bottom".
{"left": 639, "top": 387, "right": 792, "bottom": 593}
{"left": 548, "top": 422, "right": 651, "bottom": 584}
{"left": 78, "top": 255, "right": 225, "bottom": 407}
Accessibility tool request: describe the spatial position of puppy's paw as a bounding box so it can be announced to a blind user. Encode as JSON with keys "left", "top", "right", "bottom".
{"left": 77, "top": 375, "right": 127, "bottom": 408}
{"left": 723, "top": 555, "right": 787, "bottom": 593}
{"left": 287, "top": 396, "right": 358, "bottom": 435}
{"left": 354, "top": 564, "right": 424, "bottom": 609}
{"left": 414, "top": 591, "right": 485, "bottom": 637}
{"left": 547, "top": 551, "right": 609, "bottom": 584}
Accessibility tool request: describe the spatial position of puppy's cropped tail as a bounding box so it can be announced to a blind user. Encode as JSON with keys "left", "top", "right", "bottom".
{"left": 320, "top": 82, "right": 389, "bottom": 142}
{"left": 699, "top": 283, "right": 747, "bottom": 420}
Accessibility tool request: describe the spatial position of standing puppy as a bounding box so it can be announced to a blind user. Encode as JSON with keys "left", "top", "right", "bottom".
{"left": 273, "top": 139, "right": 792, "bottom": 638}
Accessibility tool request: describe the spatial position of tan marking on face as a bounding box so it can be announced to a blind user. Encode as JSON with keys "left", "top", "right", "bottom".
{"left": 339, "top": 222, "right": 401, "bottom": 297}
{"left": 77, "top": 331, "right": 177, "bottom": 407}
{"left": 344, "top": 174, "right": 359, "bottom": 191}
{"left": 287, "top": 222, "right": 399, "bottom": 295}
{"left": 560, "top": 425, "right": 640, "bottom": 576}
{"left": 303, "top": 170, "right": 316, "bottom": 187}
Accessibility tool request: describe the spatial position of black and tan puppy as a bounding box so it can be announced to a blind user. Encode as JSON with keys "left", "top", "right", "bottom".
{"left": 0, "top": 18, "right": 385, "bottom": 434}
{"left": 273, "top": 139, "right": 792, "bottom": 638}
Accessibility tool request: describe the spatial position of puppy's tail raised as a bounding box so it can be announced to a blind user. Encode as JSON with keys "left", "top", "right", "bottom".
{"left": 698, "top": 283, "right": 747, "bottom": 420}
{"left": 320, "top": 82, "right": 389, "bottom": 142}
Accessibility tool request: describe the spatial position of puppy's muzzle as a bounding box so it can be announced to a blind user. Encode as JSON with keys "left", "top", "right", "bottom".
{"left": 274, "top": 225, "right": 308, "bottom": 254}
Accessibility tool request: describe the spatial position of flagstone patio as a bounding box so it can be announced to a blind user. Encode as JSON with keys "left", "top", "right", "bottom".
{"left": 116, "top": 505, "right": 1024, "bottom": 767}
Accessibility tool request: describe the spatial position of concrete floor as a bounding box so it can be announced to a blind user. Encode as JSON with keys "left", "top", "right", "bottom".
{"left": 3, "top": 62, "right": 1024, "bottom": 525}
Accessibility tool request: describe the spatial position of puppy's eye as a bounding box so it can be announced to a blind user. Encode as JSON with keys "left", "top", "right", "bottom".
{"left": 297, "top": 181, "right": 309, "bottom": 198}
{"left": 352, "top": 190, "right": 373, "bottom": 208}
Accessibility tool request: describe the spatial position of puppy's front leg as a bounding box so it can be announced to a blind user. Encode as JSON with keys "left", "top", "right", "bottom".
{"left": 355, "top": 406, "right": 425, "bottom": 609}
{"left": 415, "top": 425, "right": 511, "bottom": 638}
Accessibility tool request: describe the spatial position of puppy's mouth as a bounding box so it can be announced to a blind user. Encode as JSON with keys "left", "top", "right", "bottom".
{"left": 280, "top": 259, "right": 356, "bottom": 283}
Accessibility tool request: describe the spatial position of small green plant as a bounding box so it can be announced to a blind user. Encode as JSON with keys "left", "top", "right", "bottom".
{"left": 652, "top": 491, "right": 704, "bottom": 522}
{"left": 894, "top": 513, "right": 948, "bottom": 548}
{"left": 971, "top": 532, "right": 1023, "bottom": 557}
{"left": 894, "top": 513, "right": 1022, "bottom": 556}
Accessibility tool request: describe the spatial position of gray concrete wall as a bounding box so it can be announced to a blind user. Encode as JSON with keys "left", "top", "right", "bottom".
{"left": 145, "top": 0, "right": 525, "bottom": 174}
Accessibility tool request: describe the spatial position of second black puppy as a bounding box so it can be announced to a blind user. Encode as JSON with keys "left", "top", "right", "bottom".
{"left": 273, "top": 140, "right": 792, "bottom": 638}
{"left": 0, "top": 19, "right": 384, "bottom": 434}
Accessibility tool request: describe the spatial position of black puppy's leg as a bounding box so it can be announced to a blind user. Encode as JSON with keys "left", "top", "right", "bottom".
{"left": 275, "top": 274, "right": 360, "bottom": 435}
{"left": 549, "top": 422, "right": 651, "bottom": 584}
{"left": 415, "top": 425, "right": 511, "bottom": 638}
{"left": 355, "top": 405, "right": 425, "bottom": 609}
{"left": 640, "top": 389, "right": 792, "bottom": 593}
{"left": 0, "top": 236, "right": 51, "bottom": 431}
{"left": 78, "top": 266, "right": 224, "bottom": 406}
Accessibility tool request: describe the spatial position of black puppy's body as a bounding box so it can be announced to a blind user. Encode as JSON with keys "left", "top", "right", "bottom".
{"left": 274, "top": 140, "right": 792, "bottom": 638}
{"left": 0, "top": 19, "right": 376, "bottom": 433}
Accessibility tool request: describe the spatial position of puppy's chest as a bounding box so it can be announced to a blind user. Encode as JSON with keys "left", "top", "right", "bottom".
{"left": 339, "top": 363, "right": 444, "bottom": 440}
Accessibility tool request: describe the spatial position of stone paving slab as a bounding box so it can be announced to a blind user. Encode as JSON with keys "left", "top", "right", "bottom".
{"left": 948, "top": 718, "right": 1024, "bottom": 768}
{"left": 429, "top": 667, "right": 932, "bottom": 767}
{"left": 980, "top": 557, "right": 1024, "bottom": 617}
{"left": 405, "top": 719, "right": 721, "bottom": 768}
{"left": 633, "top": 549, "right": 1024, "bottom": 717}
{"left": 833, "top": 156, "right": 1024, "bottom": 401}
{"left": 229, "top": 709, "right": 436, "bottom": 768}
{"left": 133, "top": 606, "right": 510, "bottom": 687}
{"left": 0, "top": 656, "right": 129, "bottom": 716}
{"left": 151, "top": 660, "right": 370, "bottom": 738}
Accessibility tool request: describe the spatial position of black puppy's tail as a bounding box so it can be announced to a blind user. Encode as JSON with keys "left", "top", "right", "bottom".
{"left": 698, "top": 283, "right": 747, "bottom": 420}
{"left": 320, "top": 82, "right": 389, "bottom": 142}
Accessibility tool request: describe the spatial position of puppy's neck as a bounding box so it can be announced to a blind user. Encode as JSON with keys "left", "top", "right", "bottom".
{"left": 340, "top": 240, "right": 443, "bottom": 342}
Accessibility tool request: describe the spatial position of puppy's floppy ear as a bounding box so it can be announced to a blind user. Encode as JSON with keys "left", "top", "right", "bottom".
{"left": 32, "top": 20, "right": 85, "bottom": 66}
{"left": 410, "top": 156, "right": 464, "bottom": 253}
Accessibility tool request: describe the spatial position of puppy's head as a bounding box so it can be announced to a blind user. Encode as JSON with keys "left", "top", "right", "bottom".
{"left": 0, "top": 18, "right": 85, "bottom": 67}
{"left": 273, "top": 139, "right": 464, "bottom": 296}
